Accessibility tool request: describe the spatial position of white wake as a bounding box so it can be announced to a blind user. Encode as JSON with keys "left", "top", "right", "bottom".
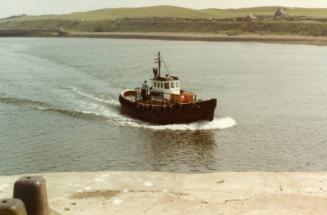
{"left": 128, "top": 117, "right": 237, "bottom": 131}
{"left": 71, "top": 87, "right": 120, "bottom": 106}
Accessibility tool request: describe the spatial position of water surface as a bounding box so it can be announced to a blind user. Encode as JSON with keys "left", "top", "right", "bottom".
{"left": 0, "top": 38, "right": 327, "bottom": 175}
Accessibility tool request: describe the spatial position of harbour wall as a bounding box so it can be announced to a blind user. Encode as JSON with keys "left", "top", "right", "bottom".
{"left": 1, "top": 171, "right": 326, "bottom": 214}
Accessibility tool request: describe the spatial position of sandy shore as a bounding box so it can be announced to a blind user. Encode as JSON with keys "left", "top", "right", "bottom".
{"left": 1, "top": 171, "right": 327, "bottom": 214}
{"left": 63, "top": 32, "right": 327, "bottom": 45}
{"left": 1, "top": 31, "right": 327, "bottom": 45}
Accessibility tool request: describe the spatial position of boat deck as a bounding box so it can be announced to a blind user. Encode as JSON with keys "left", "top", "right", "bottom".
{"left": 122, "top": 89, "right": 195, "bottom": 105}
{"left": 125, "top": 95, "right": 174, "bottom": 105}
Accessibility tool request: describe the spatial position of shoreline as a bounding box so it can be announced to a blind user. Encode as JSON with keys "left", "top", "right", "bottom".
{"left": 1, "top": 31, "right": 327, "bottom": 45}
{"left": 1, "top": 171, "right": 327, "bottom": 214}
{"left": 66, "top": 32, "right": 327, "bottom": 45}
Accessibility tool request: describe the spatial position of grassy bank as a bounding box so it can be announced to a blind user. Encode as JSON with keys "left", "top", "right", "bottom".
{"left": 1, "top": 18, "right": 327, "bottom": 37}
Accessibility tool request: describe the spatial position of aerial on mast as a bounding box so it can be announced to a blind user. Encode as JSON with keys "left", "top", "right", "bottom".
{"left": 154, "top": 52, "right": 171, "bottom": 78}
{"left": 155, "top": 52, "right": 161, "bottom": 78}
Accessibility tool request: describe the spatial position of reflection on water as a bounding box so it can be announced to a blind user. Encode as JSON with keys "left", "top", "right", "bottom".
{"left": 147, "top": 130, "right": 216, "bottom": 172}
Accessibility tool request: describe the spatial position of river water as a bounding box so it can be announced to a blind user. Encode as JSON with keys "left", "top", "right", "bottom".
{"left": 0, "top": 38, "right": 326, "bottom": 175}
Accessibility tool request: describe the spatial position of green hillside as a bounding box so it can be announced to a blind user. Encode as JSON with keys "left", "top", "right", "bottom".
{"left": 1, "top": 5, "right": 327, "bottom": 37}
{"left": 1, "top": 6, "right": 210, "bottom": 21}
{"left": 202, "top": 7, "right": 281, "bottom": 18}
{"left": 65, "top": 5, "right": 210, "bottom": 20}
{"left": 202, "top": 6, "right": 327, "bottom": 18}
{"left": 2, "top": 5, "right": 327, "bottom": 22}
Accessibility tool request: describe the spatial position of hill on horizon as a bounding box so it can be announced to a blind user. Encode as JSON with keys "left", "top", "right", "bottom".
{"left": 3, "top": 5, "right": 327, "bottom": 21}
{"left": 2, "top": 5, "right": 327, "bottom": 37}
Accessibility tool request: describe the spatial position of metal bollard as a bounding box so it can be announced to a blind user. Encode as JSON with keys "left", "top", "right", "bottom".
{"left": 0, "top": 198, "right": 27, "bottom": 215}
{"left": 13, "top": 176, "right": 51, "bottom": 215}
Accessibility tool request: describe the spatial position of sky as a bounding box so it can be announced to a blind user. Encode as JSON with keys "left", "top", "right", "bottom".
{"left": 1, "top": 0, "right": 327, "bottom": 18}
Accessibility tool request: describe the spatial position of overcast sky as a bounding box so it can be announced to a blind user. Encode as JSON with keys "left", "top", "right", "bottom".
{"left": 1, "top": 0, "right": 327, "bottom": 18}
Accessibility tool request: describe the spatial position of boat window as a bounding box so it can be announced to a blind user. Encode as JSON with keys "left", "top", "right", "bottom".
{"left": 176, "top": 82, "right": 179, "bottom": 88}
{"left": 171, "top": 82, "right": 175, "bottom": 88}
{"left": 161, "top": 82, "right": 164, "bottom": 88}
{"left": 165, "top": 82, "right": 170, "bottom": 89}
{"left": 154, "top": 82, "right": 157, "bottom": 88}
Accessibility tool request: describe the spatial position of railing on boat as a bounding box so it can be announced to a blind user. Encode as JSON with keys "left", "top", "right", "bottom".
{"left": 122, "top": 89, "right": 197, "bottom": 104}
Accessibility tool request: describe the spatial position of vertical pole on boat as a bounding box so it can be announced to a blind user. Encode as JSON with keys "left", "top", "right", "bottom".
{"left": 158, "top": 52, "right": 161, "bottom": 78}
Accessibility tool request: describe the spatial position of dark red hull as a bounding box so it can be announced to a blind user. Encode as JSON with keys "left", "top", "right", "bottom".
{"left": 119, "top": 91, "right": 217, "bottom": 125}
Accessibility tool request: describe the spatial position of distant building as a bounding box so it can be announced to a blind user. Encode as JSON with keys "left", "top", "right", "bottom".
{"left": 274, "top": 8, "right": 289, "bottom": 19}
{"left": 245, "top": 14, "right": 257, "bottom": 22}
{"left": 235, "top": 14, "right": 257, "bottom": 22}
{"left": 57, "top": 27, "right": 66, "bottom": 36}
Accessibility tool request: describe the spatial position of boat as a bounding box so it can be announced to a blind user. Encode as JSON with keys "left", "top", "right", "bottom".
{"left": 119, "top": 52, "right": 217, "bottom": 125}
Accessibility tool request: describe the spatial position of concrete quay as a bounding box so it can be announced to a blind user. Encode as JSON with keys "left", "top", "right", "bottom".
{"left": 1, "top": 172, "right": 327, "bottom": 214}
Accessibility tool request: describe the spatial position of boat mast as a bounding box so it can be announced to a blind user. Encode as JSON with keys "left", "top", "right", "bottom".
{"left": 158, "top": 52, "right": 161, "bottom": 78}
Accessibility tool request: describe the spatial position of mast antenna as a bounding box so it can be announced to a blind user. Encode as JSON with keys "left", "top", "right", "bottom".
{"left": 158, "top": 52, "right": 161, "bottom": 78}
{"left": 155, "top": 52, "right": 170, "bottom": 77}
{"left": 154, "top": 52, "right": 162, "bottom": 78}
{"left": 161, "top": 57, "right": 170, "bottom": 76}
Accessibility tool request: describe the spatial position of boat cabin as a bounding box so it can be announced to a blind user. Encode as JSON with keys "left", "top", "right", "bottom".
{"left": 151, "top": 75, "right": 181, "bottom": 99}
{"left": 138, "top": 52, "right": 196, "bottom": 103}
